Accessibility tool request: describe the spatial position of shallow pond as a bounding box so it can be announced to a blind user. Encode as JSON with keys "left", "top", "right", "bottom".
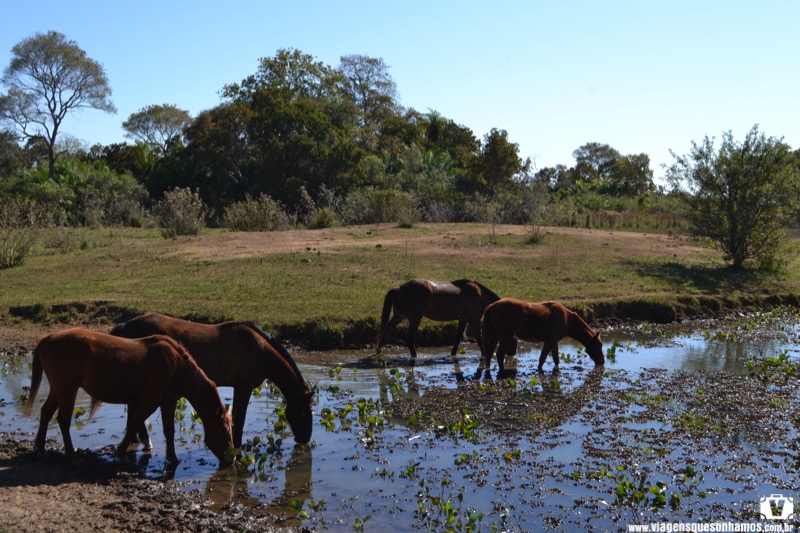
{"left": 2, "top": 311, "right": 799, "bottom": 531}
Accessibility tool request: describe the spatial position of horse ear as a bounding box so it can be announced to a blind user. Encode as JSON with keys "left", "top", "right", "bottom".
{"left": 223, "top": 404, "right": 231, "bottom": 415}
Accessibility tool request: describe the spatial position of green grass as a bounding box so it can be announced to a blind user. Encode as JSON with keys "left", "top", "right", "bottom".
{"left": 1, "top": 224, "right": 798, "bottom": 346}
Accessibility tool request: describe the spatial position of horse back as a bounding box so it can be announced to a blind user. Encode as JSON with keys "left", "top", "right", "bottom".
{"left": 487, "top": 298, "right": 568, "bottom": 342}
{"left": 36, "top": 328, "right": 183, "bottom": 404}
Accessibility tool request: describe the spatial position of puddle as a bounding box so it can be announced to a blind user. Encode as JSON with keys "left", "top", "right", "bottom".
{"left": 2, "top": 312, "right": 799, "bottom": 530}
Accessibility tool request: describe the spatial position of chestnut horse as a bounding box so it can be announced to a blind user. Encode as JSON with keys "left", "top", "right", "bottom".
{"left": 375, "top": 278, "right": 502, "bottom": 358}
{"left": 481, "top": 298, "right": 605, "bottom": 373}
{"left": 110, "top": 314, "right": 313, "bottom": 448}
{"left": 26, "top": 328, "right": 234, "bottom": 465}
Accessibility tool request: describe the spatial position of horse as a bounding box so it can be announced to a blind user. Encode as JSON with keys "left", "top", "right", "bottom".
{"left": 110, "top": 314, "right": 313, "bottom": 448}
{"left": 375, "top": 278, "right": 502, "bottom": 358}
{"left": 481, "top": 298, "right": 605, "bottom": 373}
{"left": 26, "top": 328, "right": 234, "bottom": 466}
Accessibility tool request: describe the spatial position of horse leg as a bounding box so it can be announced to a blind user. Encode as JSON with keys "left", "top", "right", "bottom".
{"left": 551, "top": 342, "right": 560, "bottom": 373}
{"left": 54, "top": 391, "right": 78, "bottom": 462}
{"left": 537, "top": 341, "right": 558, "bottom": 373}
{"left": 34, "top": 391, "right": 59, "bottom": 457}
{"left": 127, "top": 402, "right": 153, "bottom": 451}
{"left": 231, "top": 387, "right": 252, "bottom": 448}
{"left": 496, "top": 344, "right": 506, "bottom": 372}
{"left": 498, "top": 336, "right": 519, "bottom": 373}
{"left": 406, "top": 315, "right": 422, "bottom": 358}
{"left": 159, "top": 399, "right": 180, "bottom": 466}
{"left": 118, "top": 402, "right": 159, "bottom": 461}
{"left": 451, "top": 319, "right": 468, "bottom": 356}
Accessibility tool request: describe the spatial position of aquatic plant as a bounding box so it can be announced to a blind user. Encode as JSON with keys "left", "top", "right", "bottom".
{"left": 415, "top": 477, "right": 485, "bottom": 532}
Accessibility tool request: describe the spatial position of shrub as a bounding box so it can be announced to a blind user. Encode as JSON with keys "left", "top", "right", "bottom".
{"left": 155, "top": 187, "right": 207, "bottom": 238}
{"left": 221, "top": 193, "right": 290, "bottom": 232}
{"left": 0, "top": 197, "right": 49, "bottom": 269}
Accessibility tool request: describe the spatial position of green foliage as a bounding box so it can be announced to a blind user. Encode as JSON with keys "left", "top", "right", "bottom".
{"left": 668, "top": 125, "right": 799, "bottom": 269}
{"left": 0, "top": 197, "right": 48, "bottom": 269}
{"left": 155, "top": 187, "right": 207, "bottom": 238}
{"left": 221, "top": 193, "right": 290, "bottom": 231}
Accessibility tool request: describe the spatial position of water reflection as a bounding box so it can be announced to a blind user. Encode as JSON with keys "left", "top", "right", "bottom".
{"left": 203, "top": 444, "right": 313, "bottom": 524}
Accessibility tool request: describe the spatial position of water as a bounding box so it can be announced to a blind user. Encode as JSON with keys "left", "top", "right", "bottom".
{"left": 2, "top": 314, "right": 799, "bottom": 530}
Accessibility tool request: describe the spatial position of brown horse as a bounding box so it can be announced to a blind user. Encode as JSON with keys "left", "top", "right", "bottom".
{"left": 481, "top": 298, "right": 605, "bottom": 373}
{"left": 26, "top": 328, "right": 234, "bottom": 465}
{"left": 110, "top": 314, "right": 313, "bottom": 448}
{"left": 375, "top": 278, "right": 502, "bottom": 358}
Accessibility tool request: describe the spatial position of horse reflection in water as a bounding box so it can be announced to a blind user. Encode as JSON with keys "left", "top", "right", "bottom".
{"left": 111, "top": 314, "right": 314, "bottom": 448}
{"left": 481, "top": 298, "right": 604, "bottom": 373}
{"left": 203, "top": 445, "right": 313, "bottom": 526}
{"left": 375, "top": 279, "right": 503, "bottom": 358}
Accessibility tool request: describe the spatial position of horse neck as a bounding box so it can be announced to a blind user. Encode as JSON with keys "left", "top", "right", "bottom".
{"left": 177, "top": 361, "right": 222, "bottom": 418}
{"left": 566, "top": 312, "right": 596, "bottom": 347}
{"left": 262, "top": 345, "right": 309, "bottom": 403}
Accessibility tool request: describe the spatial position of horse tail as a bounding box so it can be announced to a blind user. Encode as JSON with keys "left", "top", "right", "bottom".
{"left": 89, "top": 397, "right": 104, "bottom": 418}
{"left": 480, "top": 306, "right": 496, "bottom": 360}
{"left": 376, "top": 287, "right": 398, "bottom": 344}
{"left": 25, "top": 341, "right": 45, "bottom": 414}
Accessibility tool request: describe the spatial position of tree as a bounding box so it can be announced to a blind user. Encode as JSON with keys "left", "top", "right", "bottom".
{"left": 476, "top": 128, "right": 531, "bottom": 191}
{"left": 572, "top": 142, "right": 621, "bottom": 180}
{"left": 122, "top": 104, "right": 191, "bottom": 154}
{"left": 667, "top": 125, "right": 799, "bottom": 269}
{"left": 0, "top": 31, "right": 116, "bottom": 181}
{"left": 0, "top": 129, "right": 24, "bottom": 178}
{"left": 339, "top": 55, "right": 399, "bottom": 124}
{"left": 221, "top": 48, "right": 363, "bottom": 207}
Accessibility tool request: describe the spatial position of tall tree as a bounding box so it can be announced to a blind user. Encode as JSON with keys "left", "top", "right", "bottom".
{"left": 667, "top": 125, "right": 799, "bottom": 269}
{"left": 476, "top": 128, "right": 530, "bottom": 191}
{"left": 572, "top": 142, "right": 621, "bottom": 182}
{"left": 221, "top": 49, "right": 362, "bottom": 206}
{"left": 0, "top": 31, "right": 116, "bottom": 181}
{"left": 339, "top": 55, "right": 399, "bottom": 123}
{"left": 122, "top": 104, "right": 191, "bottom": 155}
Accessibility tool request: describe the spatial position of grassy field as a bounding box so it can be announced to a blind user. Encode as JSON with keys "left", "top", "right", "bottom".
{"left": 1, "top": 223, "right": 798, "bottom": 346}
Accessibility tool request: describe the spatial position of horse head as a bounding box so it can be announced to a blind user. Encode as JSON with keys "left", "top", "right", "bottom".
{"left": 286, "top": 388, "right": 315, "bottom": 444}
{"left": 205, "top": 404, "right": 235, "bottom": 465}
{"left": 587, "top": 332, "right": 605, "bottom": 367}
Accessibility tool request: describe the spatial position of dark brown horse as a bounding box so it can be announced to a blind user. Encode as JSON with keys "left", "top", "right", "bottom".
{"left": 110, "top": 314, "right": 313, "bottom": 448}
{"left": 26, "top": 328, "right": 234, "bottom": 465}
{"left": 481, "top": 298, "right": 605, "bottom": 373}
{"left": 375, "top": 278, "right": 502, "bottom": 357}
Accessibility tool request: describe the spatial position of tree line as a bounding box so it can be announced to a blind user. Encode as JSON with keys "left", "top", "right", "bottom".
{"left": 1, "top": 31, "right": 799, "bottom": 270}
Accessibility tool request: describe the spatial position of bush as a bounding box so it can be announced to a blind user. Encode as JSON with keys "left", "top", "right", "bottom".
{"left": 221, "top": 193, "right": 291, "bottom": 231}
{"left": 337, "top": 188, "right": 421, "bottom": 226}
{"left": 307, "top": 207, "right": 339, "bottom": 229}
{"left": 0, "top": 197, "right": 49, "bottom": 269}
{"left": 155, "top": 187, "right": 207, "bottom": 238}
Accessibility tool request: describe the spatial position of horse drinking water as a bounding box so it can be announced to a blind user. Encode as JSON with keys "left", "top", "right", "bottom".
{"left": 26, "top": 328, "right": 234, "bottom": 465}
{"left": 375, "top": 278, "right": 502, "bottom": 358}
{"left": 481, "top": 298, "right": 604, "bottom": 373}
{"left": 111, "top": 314, "right": 314, "bottom": 448}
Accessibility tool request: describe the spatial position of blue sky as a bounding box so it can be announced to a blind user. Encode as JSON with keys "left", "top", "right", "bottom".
{"left": 2, "top": 1, "right": 798, "bottom": 183}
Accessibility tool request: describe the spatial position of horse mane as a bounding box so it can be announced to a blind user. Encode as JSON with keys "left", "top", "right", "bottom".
{"left": 450, "top": 278, "right": 501, "bottom": 302}
{"left": 241, "top": 322, "right": 308, "bottom": 390}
